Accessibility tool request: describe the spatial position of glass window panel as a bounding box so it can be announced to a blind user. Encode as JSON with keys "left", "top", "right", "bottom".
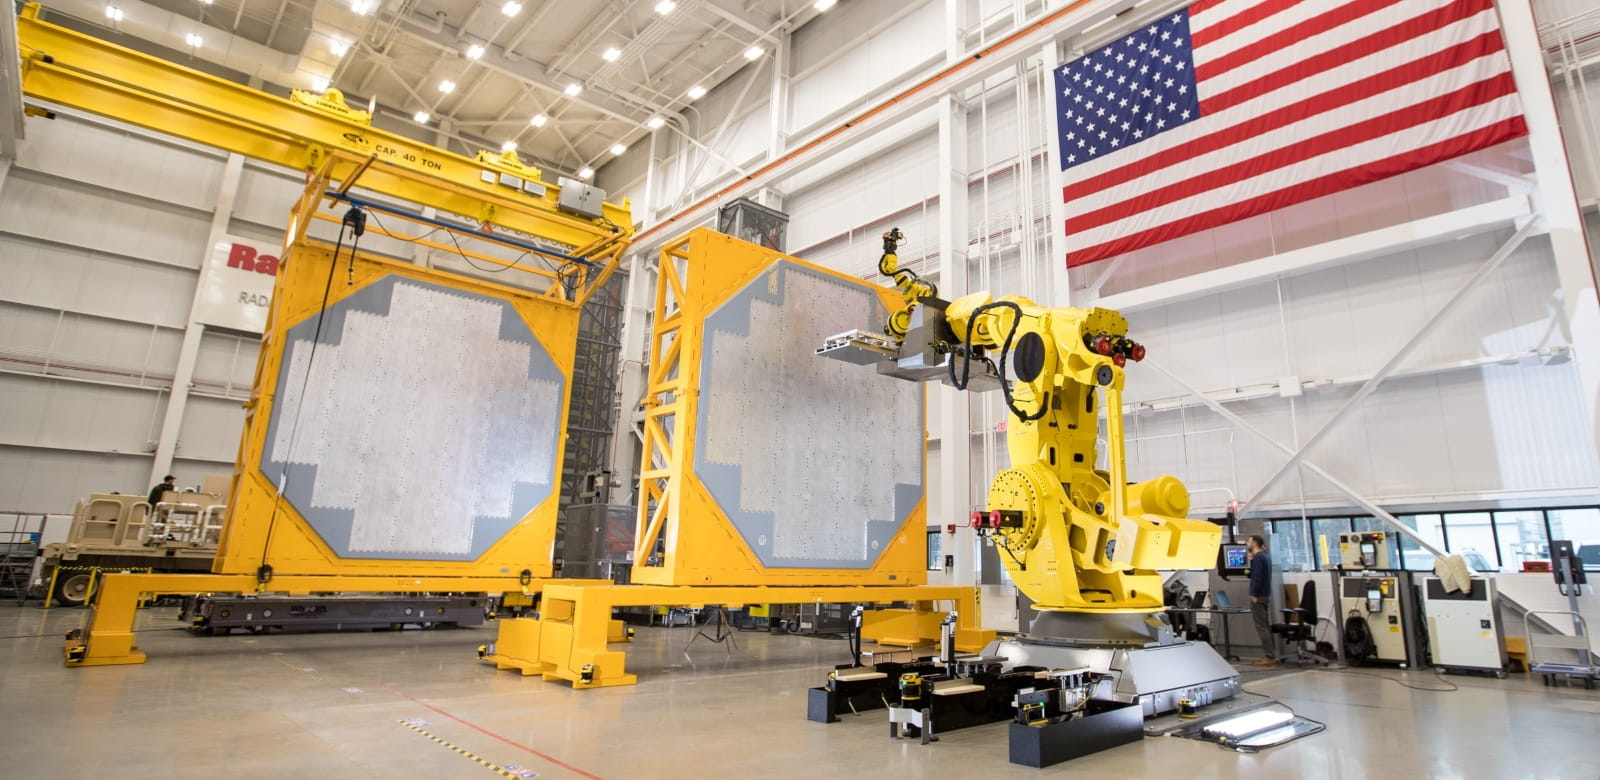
{"left": 926, "top": 529, "right": 942, "bottom": 571}
{"left": 1351, "top": 516, "right": 1386, "bottom": 534}
{"left": 1397, "top": 514, "right": 1447, "bottom": 571}
{"left": 1270, "top": 519, "right": 1312, "bottom": 572}
{"left": 1493, "top": 511, "right": 1548, "bottom": 573}
{"left": 1548, "top": 508, "right": 1600, "bottom": 570}
{"left": 1312, "top": 517, "right": 1353, "bottom": 570}
{"left": 1442, "top": 512, "right": 1497, "bottom": 571}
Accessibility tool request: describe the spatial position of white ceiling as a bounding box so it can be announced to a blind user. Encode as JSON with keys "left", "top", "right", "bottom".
{"left": 33, "top": 0, "right": 831, "bottom": 180}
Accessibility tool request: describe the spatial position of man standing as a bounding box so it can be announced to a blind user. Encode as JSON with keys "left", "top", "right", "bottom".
{"left": 1247, "top": 534, "right": 1277, "bottom": 666}
{"left": 147, "top": 474, "right": 177, "bottom": 506}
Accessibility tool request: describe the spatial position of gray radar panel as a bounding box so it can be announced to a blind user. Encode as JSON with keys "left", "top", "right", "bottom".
{"left": 261, "top": 275, "right": 564, "bottom": 561}
{"left": 696, "top": 261, "right": 923, "bottom": 569}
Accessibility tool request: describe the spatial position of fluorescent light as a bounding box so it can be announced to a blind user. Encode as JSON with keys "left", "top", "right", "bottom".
{"left": 564, "top": 82, "right": 583, "bottom": 97}
{"left": 439, "top": 79, "right": 456, "bottom": 93}
{"left": 198, "top": 0, "right": 212, "bottom": 5}
{"left": 529, "top": 114, "right": 548, "bottom": 127}
{"left": 646, "top": 116, "right": 665, "bottom": 129}
{"left": 329, "top": 38, "right": 350, "bottom": 56}
{"left": 185, "top": 32, "right": 203, "bottom": 47}
{"left": 579, "top": 167, "right": 594, "bottom": 179}
{"left": 466, "top": 44, "right": 485, "bottom": 60}
{"left": 814, "top": 0, "right": 836, "bottom": 10}
{"left": 602, "top": 46, "right": 621, "bottom": 62}
{"left": 686, "top": 84, "right": 706, "bottom": 100}
{"left": 104, "top": 5, "right": 123, "bottom": 21}
{"left": 501, "top": 141, "right": 517, "bottom": 152}
{"left": 744, "top": 45, "right": 763, "bottom": 61}
{"left": 413, "top": 111, "right": 430, "bottom": 123}
{"left": 351, "top": 0, "right": 375, "bottom": 15}
{"left": 654, "top": 0, "right": 675, "bottom": 14}
{"left": 501, "top": 1, "right": 521, "bottom": 16}
{"left": 1202, "top": 710, "right": 1295, "bottom": 740}
{"left": 311, "top": 77, "right": 330, "bottom": 93}
{"left": 610, "top": 143, "right": 626, "bottom": 155}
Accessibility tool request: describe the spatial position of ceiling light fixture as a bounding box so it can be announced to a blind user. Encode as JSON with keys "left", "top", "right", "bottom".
{"left": 646, "top": 116, "right": 665, "bottom": 129}
{"left": 502, "top": 141, "right": 518, "bottom": 152}
{"left": 329, "top": 38, "right": 350, "bottom": 56}
{"left": 311, "top": 77, "right": 330, "bottom": 93}
{"left": 654, "top": 0, "right": 675, "bottom": 14}
{"left": 602, "top": 46, "right": 621, "bottom": 62}
{"left": 686, "top": 84, "right": 706, "bottom": 100}
{"left": 439, "top": 79, "right": 456, "bottom": 93}
{"left": 198, "top": 0, "right": 212, "bottom": 5}
{"left": 186, "top": 32, "right": 203, "bottom": 47}
{"left": 564, "top": 82, "right": 583, "bottom": 97}
{"left": 501, "top": 1, "right": 521, "bottom": 16}
{"left": 744, "top": 45, "right": 763, "bottom": 60}
{"left": 351, "top": 0, "right": 375, "bottom": 16}
{"left": 579, "top": 167, "right": 594, "bottom": 180}
{"left": 611, "top": 143, "right": 627, "bottom": 155}
{"left": 529, "top": 114, "right": 548, "bottom": 127}
{"left": 104, "top": 5, "right": 123, "bottom": 21}
{"left": 814, "top": 0, "right": 836, "bottom": 10}
{"left": 413, "top": 111, "right": 430, "bottom": 123}
{"left": 466, "top": 43, "right": 485, "bottom": 60}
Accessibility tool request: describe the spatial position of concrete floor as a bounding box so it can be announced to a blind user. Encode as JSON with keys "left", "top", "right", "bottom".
{"left": 3, "top": 604, "right": 1598, "bottom": 780}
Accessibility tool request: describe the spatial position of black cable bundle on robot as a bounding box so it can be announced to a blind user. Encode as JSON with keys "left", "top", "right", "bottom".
{"left": 946, "top": 299, "right": 1049, "bottom": 423}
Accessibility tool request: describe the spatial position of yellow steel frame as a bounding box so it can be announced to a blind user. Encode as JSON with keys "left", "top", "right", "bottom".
{"left": 61, "top": 154, "right": 626, "bottom": 667}
{"left": 484, "top": 583, "right": 995, "bottom": 688}
{"left": 15, "top": 3, "right": 631, "bottom": 249}
{"left": 632, "top": 228, "right": 929, "bottom": 585}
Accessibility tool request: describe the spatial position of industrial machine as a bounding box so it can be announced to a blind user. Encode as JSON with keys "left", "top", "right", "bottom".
{"left": 40, "top": 488, "right": 226, "bottom": 606}
{"left": 1339, "top": 532, "right": 1394, "bottom": 570}
{"left": 819, "top": 229, "right": 1238, "bottom": 719}
{"left": 1420, "top": 576, "right": 1506, "bottom": 675}
{"left": 1337, "top": 574, "right": 1411, "bottom": 666}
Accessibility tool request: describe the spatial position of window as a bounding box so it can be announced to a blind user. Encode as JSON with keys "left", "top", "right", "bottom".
{"left": 1493, "top": 510, "right": 1548, "bottom": 573}
{"left": 1547, "top": 508, "right": 1600, "bottom": 570}
{"left": 1313, "top": 517, "right": 1353, "bottom": 569}
{"left": 1442, "top": 512, "right": 1497, "bottom": 571}
{"left": 1396, "top": 514, "right": 1447, "bottom": 571}
{"left": 926, "top": 529, "right": 943, "bottom": 571}
{"left": 1269, "top": 519, "right": 1312, "bottom": 572}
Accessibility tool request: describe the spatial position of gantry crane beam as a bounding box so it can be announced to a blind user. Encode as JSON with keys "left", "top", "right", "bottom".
{"left": 13, "top": 3, "right": 631, "bottom": 253}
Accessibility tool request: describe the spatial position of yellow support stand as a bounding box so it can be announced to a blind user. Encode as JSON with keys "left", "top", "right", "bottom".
{"left": 484, "top": 584, "right": 995, "bottom": 688}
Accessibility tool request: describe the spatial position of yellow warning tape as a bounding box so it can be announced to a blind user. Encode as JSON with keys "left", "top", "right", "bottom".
{"left": 269, "top": 654, "right": 324, "bottom": 681}
{"left": 398, "top": 719, "right": 522, "bottom": 778}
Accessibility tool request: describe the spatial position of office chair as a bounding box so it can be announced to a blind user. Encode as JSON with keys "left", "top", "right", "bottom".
{"left": 1270, "top": 580, "right": 1332, "bottom": 666}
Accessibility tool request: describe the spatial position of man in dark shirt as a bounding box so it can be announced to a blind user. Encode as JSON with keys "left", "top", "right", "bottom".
{"left": 1247, "top": 534, "right": 1276, "bottom": 666}
{"left": 147, "top": 475, "right": 177, "bottom": 506}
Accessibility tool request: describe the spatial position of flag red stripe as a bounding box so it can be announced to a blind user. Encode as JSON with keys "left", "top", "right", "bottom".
{"left": 1066, "top": 73, "right": 1519, "bottom": 233}
{"left": 1189, "top": 1, "right": 1291, "bottom": 50}
{"left": 1063, "top": 31, "right": 1508, "bottom": 205}
{"left": 1063, "top": 116, "right": 1528, "bottom": 266}
{"left": 1186, "top": 0, "right": 1226, "bottom": 18}
{"left": 1202, "top": 0, "right": 1501, "bottom": 115}
{"left": 1195, "top": 0, "right": 1490, "bottom": 83}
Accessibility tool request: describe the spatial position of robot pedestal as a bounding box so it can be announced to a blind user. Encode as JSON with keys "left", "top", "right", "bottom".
{"left": 984, "top": 611, "right": 1240, "bottom": 718}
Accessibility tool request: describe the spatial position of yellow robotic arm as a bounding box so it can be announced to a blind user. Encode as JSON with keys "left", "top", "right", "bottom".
{"left": 940, "top": 293, "right": 1219, "bottom": 613}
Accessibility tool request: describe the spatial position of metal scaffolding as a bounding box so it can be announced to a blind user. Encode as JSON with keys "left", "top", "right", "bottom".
{"left": 558, "top": 270, "right": 629, "bottom": 559}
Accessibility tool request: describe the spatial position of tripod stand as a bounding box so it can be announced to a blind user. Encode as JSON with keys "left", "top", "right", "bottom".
{"left": 685, "top": 606, "right": 738, "bottom": 653}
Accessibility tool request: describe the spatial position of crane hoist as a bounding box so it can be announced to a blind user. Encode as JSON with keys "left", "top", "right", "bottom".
{"left": 819, "top": 229, "right": 1239, "bottom": 717}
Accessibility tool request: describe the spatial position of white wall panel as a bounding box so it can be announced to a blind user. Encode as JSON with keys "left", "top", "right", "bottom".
{"left": 231, "top": 165, "right": 306, "bottom": 230}
{"left": 16, "top": 113, "right": 224, "bottom": 212}
{"left": 175, "top": 395, "right": 247, "bottom": 462}
{"left": 0, "top": 172, "right": 211, "bottom": 268}
{"left": 0, "top": 234, "right": 196, "bottom": 329}
{"left": 0, "top": 447, "right": 152, "bottom": 513}
{"left": 790, "top": 0, "right": 942, "bottom": 129}
{"left": 0, "top": 374, "right": 160, "bottom": 454}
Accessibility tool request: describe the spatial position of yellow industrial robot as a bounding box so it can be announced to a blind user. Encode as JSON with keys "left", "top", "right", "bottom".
{"left": 818, "top": 229, "right": 1239, "bottom": 717}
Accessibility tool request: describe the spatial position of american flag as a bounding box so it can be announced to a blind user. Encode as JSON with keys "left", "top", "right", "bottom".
{"left": 1054, "top": 0, "right": 1527, "bottom": 267}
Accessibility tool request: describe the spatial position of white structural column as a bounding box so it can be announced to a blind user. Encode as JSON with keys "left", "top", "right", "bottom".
{"left": 936, "top": 90, "right": 975, "bottom": 586}
{"left": 1039, "top": 39, "right": 1073, "bottom": 307}
{"left": 768, "top": 27, "right": 790, "bottom": 163}
{"left": 1499, "top": 0, "right": 1600, "bottom": 451}
{"left": 149, "top": 152, "right": 246, "bottom": 484}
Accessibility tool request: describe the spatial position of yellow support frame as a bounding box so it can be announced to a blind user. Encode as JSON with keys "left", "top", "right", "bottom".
{"left": 15, "top": 3, "right": 630, "bottom": 249}
{"left": 484, "top": 583, "right": 995, "bottom": 688}
{"left": 632, "top": 228, "right": 929, "bottom": 586}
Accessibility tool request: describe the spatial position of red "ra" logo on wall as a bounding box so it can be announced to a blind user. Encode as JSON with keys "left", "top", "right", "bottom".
{"left": 227, "top": 243, "right": 280, "bottom": 276}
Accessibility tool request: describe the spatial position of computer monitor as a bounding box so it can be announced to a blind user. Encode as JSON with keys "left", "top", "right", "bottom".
{"left": 1218, "top": 542, "right": 1249, "bottom": 577}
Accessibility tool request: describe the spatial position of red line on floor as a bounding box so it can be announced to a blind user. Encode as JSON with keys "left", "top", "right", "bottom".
{"left": 381, "top": 684, "right": 605, "bottom": 780}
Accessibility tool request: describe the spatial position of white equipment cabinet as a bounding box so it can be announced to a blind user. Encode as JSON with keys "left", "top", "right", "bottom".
{"left": 1421, "top": 577, "right": 1506, "bottom": 676}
